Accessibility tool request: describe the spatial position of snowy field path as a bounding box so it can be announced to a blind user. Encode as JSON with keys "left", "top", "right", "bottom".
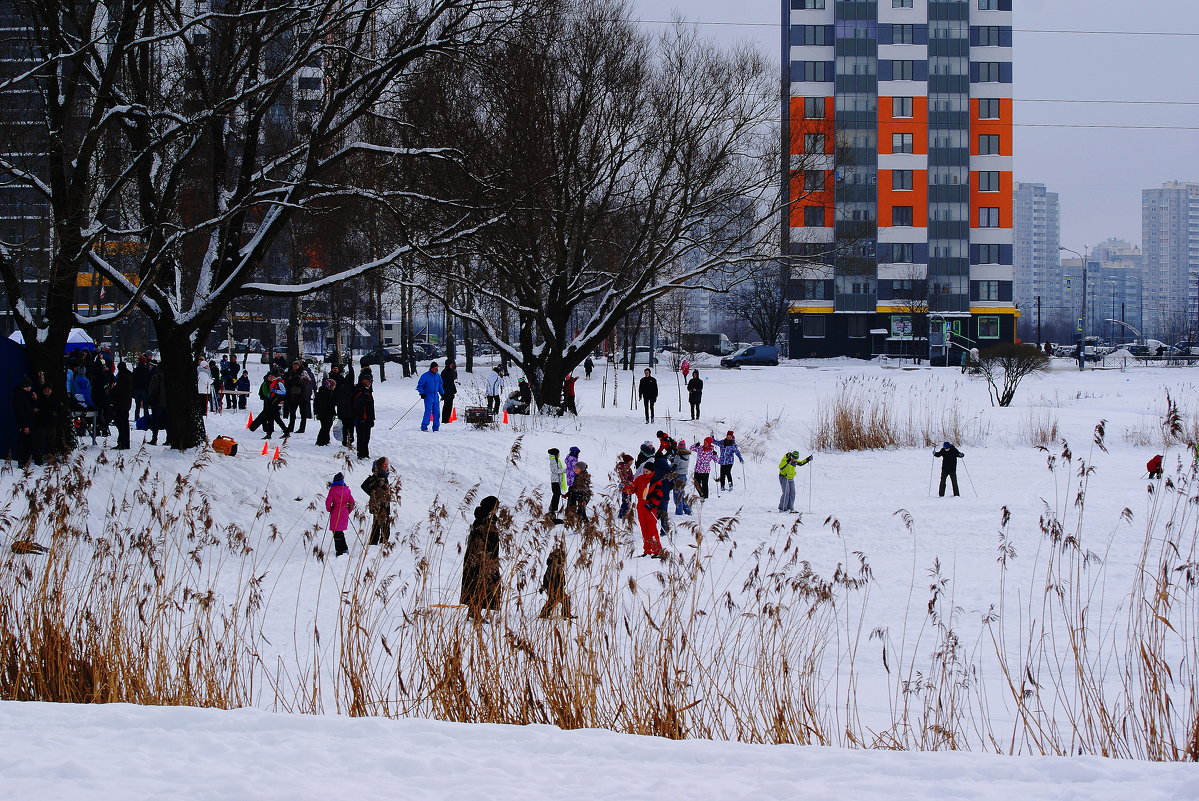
{"left": 0, "top": 701, "right": 1194, "bottom": 801}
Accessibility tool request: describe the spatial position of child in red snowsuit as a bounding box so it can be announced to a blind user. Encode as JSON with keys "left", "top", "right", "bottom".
{"left": 1147, "top": 454, "right": 1164, "bottom": 479}
{"left": 624, "top": 464, "right": 666, "bottom": 558}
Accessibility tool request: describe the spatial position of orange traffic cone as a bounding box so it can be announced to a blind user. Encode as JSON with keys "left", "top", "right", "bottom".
{"left": 272, "top": 446, "right": 281, "bottom": 460}
{"left": 261, "top": 441, "right": 269, "bottom": 455}
{"left": 449, "top": 407, "right": 457, "bottom": 423}
{"left": 502, "top": 409, "right": 509, "bottom": 424}
{"left": 246, "top": 413, "right": 253, "bottom": 429}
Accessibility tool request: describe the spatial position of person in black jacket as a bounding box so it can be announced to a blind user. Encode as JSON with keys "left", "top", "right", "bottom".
{"left": 638, "top": 368, "right": 658, "bottom": 424}
{"left": 12, "top": 377, "right": 37, "bottom": 466}
{"left": 110, "top": 362, "right": 133, "bottom": 450}
{"left": 441, "top": 359, "right": 458, "bottom": 424}
{"left": 934, "top": 441, "right": 965, "bottom": 497}
{"left": 334, "top": 364, "right": 356, "bottom": 448}
{"left": 686, "top": 370, "right": 703, "bottom": 420}
{"left": 352, "top": 376, "right": 375, "bottom": 459}
{"left": 313, "top": 378, "right": 337, "bottom": 446}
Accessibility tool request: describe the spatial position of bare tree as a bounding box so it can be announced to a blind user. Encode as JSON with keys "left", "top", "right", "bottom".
{"left": 977, "top": 343, "right": 1051, "bottom": 407}
{"left": 724, "top": 258, "right": 790, "bottom": 347}
{"left": 401, "top": 0, "right": 780, "bottom": 410}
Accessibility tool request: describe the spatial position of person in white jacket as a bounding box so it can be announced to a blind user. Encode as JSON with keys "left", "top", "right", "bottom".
{"left": 196, "top": 358, "right": 212, "bottom": 417}
{"left": 486, "top": 366, "right": 506, "bottom": 416}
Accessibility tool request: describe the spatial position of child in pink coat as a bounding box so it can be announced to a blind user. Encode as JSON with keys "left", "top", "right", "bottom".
{"left": 325, "top": 472, "right": 355, "bottom": 556}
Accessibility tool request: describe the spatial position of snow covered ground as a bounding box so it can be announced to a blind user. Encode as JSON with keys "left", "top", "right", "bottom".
{"left": 4, "top": 353, "right": 1199, "bottom": 791}
{"left": 1, "top": 701, "right": 1194, "bottom": 800}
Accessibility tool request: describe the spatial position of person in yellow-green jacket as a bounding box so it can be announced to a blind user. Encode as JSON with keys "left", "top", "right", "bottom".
{"left": 778, "top": 451, "right": 813, "bottom": 513}
{"left": 547, "top": 447, "right": 569, "bottom": 521}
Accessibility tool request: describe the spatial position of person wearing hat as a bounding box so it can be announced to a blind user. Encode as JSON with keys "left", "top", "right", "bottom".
{"left": 416, "top": 361, "right": 443, "bottom": 432}
{"left": 460, "top": 495, "right": 503, "bottom": 622}
{"left": 313, "top": 377, "right": 338, "bottom": 446}
{"left": 352, "top": 373, "right": 375, "bottom": 458}
{"left": 715, "top": 430, "right": 743, "bottom": 491}
{"left": 249, "top": 369, "right": 290, "bottom": 440}
{"left": 325, "top": 472, "right": 355, "bottom": 556}
{"left": 687, "top": 370, "right": 704, "bottom": 420}
{"left": 566, "top": 460, "right": 592, "bottom": 526}
{"left": 692, "top": 437, "right": 717, "bottom": 499}
{"left": 441, "top": 359, "right": 458, "bottom": 424}
{"left": 934, "top": 442, "right": 965, "bottom": 497}
{"left": 614, "top": 452, "right": 635, "bottom": 518}
{"left": 638, "top": 368, "right": 658, "bottom": 424}
{"left": 672, "top": 440, "right": 693, "bottom": 515}
{"left": 547, "top": 447, "right": 568, "bottom": 519}
{"left": 623, "top": 463, "right": 666, "bottom": 559}
{"left": 12, "top": 376, "right": 37, "bottom": 466}
{"left": 778, "top": 451, "right": 813, "bottom": 513}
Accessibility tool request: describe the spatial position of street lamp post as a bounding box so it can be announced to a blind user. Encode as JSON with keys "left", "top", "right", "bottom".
{"left": 1060, "top": 245, "right": 1088, "bottom": 371}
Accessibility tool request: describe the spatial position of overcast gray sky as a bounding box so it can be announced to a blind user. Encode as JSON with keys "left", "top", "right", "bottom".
{"left": 633, "top": 0, "right": 1199, "bottom": 254}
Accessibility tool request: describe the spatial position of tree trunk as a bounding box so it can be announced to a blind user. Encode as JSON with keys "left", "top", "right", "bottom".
{"left": 463, "top": 319, "right": 474, "bottom": 373}
{"left": 375, "top": 275, "right": 387, "bottom": 382}
{"left": 287, "top": 297, "right": 301, "bottom": 361}
{"left": 156, "top": 327, "right": 207, "bottom": 450}
{"left": 443, "top": 298, "right": 456, "bottom": 364}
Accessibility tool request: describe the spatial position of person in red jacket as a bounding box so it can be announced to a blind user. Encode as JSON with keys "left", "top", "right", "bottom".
{"left": 624, "top": 464, "right": 666, "bottom": 559}
{"left": 562, "top": 373, "right": 579, "bottom": 415}
{"left": 1147, "top": 454, "right": 1164, "bottom": 479}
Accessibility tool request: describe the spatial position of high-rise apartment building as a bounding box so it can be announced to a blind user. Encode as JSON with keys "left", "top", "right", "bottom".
{"left": 1013, "top": 182, "right": 1060, "bottom": 319}
{"left": 784, "top": 0, "right": 1016, "bottom": 359}
{"left": 1142, "top": 182, "right": 1199, "bottom": 339}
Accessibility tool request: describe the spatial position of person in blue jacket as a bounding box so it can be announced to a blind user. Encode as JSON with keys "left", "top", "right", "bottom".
{"left": 417, "top": 362, "right": 444, "bottom": 432}
{"left": 73, "top": 366, "right": 95, "bottom": 410}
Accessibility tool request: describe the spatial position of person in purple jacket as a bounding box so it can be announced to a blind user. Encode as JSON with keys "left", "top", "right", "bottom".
{"left": 564, "top": 446, "right": 580, "bottom": 488}
{"left": 325, "top": 472, "right": 355, "bottom": 556}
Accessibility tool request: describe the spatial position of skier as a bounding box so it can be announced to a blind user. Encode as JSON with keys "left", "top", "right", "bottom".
{"left": 486, "top": 365, "right": 506, "bottom": 416}
{"left": 614, "top": 453, "right": 635, "bottom": 518}
{"left": 583, "top": 356, "right": 594, "bottom": 379}
{"left": 360, "top": 457, "right": 394, "bottom": 545}
{"left": 460, "top": 495, "right": 502, "bottom": 623}
{"left": 547, "top": 447, "right": 568, "bottom": 519}
{"left": 715, "top": 430, "right": 743, "bottom": 491}
{"left": 623, "top": 463, "right": 666, "bottom": 559}
{"left": 778, "top": 451, "right": 813, "bottom": 513}
{"left": 352, "top": 375, "right": 375, "bottom": 459}
{"left": 537, "top": 540, "right": 574, "bottom": 619}
{"left": 325, "top": 472, "right": 354, "bottom": 556}
{"left": 638, "top": 368, "right": 658, "bottom": 424}
{"left": 692, "top": 436, "right": 717, "bottom": 499}
{"left": 562, "top": 373, "right": 578, "bottom": 415}
{"left": 671, "top": 440, "right": 692, "bottom": 515}
{"left": 1147, "top": 454, "right": 1164, "bottom": 479}
{"left": 417, "top": 362, "right": 444, "bottom": 432}
{"left": 249, "top": 371, "right": 290, "bottom": 440}
{"left": 441, "top": 359, "right": 458, "bottom": 424}
{"left": 687, "top": 370, "right": 704, "bottom": 420}
{"left": 934, "top": 441, "right": 965, "bottom": 497}
{"left": 566, "top": 461, "right": 591, "bottom": 526}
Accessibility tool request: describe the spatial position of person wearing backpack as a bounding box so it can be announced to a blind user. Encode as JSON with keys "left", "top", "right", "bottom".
{"left": 248, "top": 371, "right": 290, "bottom": 439}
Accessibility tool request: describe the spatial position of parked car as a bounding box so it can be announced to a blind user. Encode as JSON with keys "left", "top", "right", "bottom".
{"left": 360, "top": 347, "right": 404, "bottom": 368}
{"left": 721, "top": 344, "right": 780, "bottom": 368}
{"left": 1172, "top": 341, "right": 1199, "bottom": 356}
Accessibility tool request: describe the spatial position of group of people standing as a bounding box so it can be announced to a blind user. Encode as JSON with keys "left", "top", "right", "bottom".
{"left": 250, "top": 361, "right": 380, "bottom": 459}
{"left": 322, "top": 457, "right": 396, "bottom": 557}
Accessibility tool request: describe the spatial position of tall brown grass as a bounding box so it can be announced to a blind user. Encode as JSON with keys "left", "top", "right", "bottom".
{"left": 1, "top": 436, "right": 1197, "bottom": 760}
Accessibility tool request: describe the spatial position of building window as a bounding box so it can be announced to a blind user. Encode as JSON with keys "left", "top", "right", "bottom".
{"left": 892, "top": 206, "right": 914, "bottom": 227}
{"left": 978, "top": 244, "right": 1001, "bottom": 263}
{"left": 978, "top": 0, "right": 999, "bottom": 9}
{"left": 892, "top": 132, "right": 914, "bottom": 154}
{"left": 891, "top": 242, "right": 916, "bottom": 263}
{"left": 892, "top": 96, "right": 913, "bottom": 118}
{"left": 977, "top": 62, "right": 1001, "bottom": 82}
{"left": 803, "top": 315, "right": 827, "bottom": 338}
{"left": 978, "top": 134, "right": 1000, "bottom": 154}
{"left": 804, "top": 96, "right": 826, "bottom": 119}
{"left": 892, "top": 169, "right": 913, "bottom": 191}
{"left": 978, "top": 98, "right": 1000, "bottom": 119}
{"left": 979, "top": 171, "right": 1000, "bottom": 192}
{"left": 891, "top": 315, "right": 913, "bottom": 338}
{"left": 298, "top": 76, "right": 321, "bottom": 91}
{"left": 792, "top": 280, "right": 828, "bottom": 300}
{"left": 848, "top": 315, "right": 869, "bottom": 338}
{"left": 804, "top": 170, "right": 825, "bottom": 192}
{"left": 893, "top": 60, "right": 915, "bottom": 80}
{"left": 797, "top": 25, "right": 830, "bottom": 46}
{"left": 893, "top": 24, "right": 915, "bottom": 44}
{"left": 804, "top": 133, "right": 826, "bottom": 154}
{"left": 796, "top": 61, "right": 831, "bottom": 82}
{"left": 893, "top": 0, "right": 913, "bottom": 7}
{"left": 977, "top": 280, "right": 1000, "bottom": 300}
{"left": 297, "top": 99, "right": 320, "bottom": 113}
{"left": 793, "top": 0, "right": 826, "bottom": 8}
{"left": 803, "top": 206, "right": 826, "bottom": 227}
{"left": 978, "top": 316, "right": 1000, "bottom": 339}
{"left": 976, "top": 26, "right": 1003, "bottom": 46}
{"left": 979, "top": 207, "right": 1000, "bottom": 227}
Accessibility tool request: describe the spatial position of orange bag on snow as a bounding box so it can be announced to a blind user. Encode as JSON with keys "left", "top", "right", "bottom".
{"left": 212, "top": 435, "right": 239, "bottom": 456}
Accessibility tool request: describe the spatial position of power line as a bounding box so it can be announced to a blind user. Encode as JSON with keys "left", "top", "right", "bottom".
{"left": 628, "top": 18, "right": 1199, "bottom": 38}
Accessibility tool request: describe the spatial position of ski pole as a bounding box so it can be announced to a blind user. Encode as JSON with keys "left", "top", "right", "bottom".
{"left": 739, "top": 460, "right": 746, "bottom": 494}
{"left": 961, "top": 460, "right": 978, "bottom": 497}
{"left": 808, "top": 465, "right": 813, "bottom": 513}
{"left": 388, "top": 396, "right": 423, "bottom": 430}
{"left": 928, "top": 456, "right": 935, "bottom": 497}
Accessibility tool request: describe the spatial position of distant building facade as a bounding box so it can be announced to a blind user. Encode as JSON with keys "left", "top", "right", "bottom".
{"left": 1142, "top": 181, "right": 1199, "bottom": 339}
{"left": 1013, "top": 182, "right": 1061, "bottom": 327}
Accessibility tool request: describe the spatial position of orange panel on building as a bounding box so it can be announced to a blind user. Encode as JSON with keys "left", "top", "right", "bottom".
{"left": 878, "top": 168, "right": 928, "bottom": 228}
{"left": 970, "top": 97, "right": 1012, "bottom": 157}
{"left": 877, "top": 95, "right": 928, "bottom": 155}
{"left": 789, "top": 169, "right": 833, "bottom": 227}
{"left": 788, "top": 96, "right": 835, "bottom": 156}
{"left": 970, "top": 170, "right": 1013, "bottom": 230}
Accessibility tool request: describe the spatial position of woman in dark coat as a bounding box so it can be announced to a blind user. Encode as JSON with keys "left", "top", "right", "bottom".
{"left": 460, "top": 495, "right": 502, "bottom": 623}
